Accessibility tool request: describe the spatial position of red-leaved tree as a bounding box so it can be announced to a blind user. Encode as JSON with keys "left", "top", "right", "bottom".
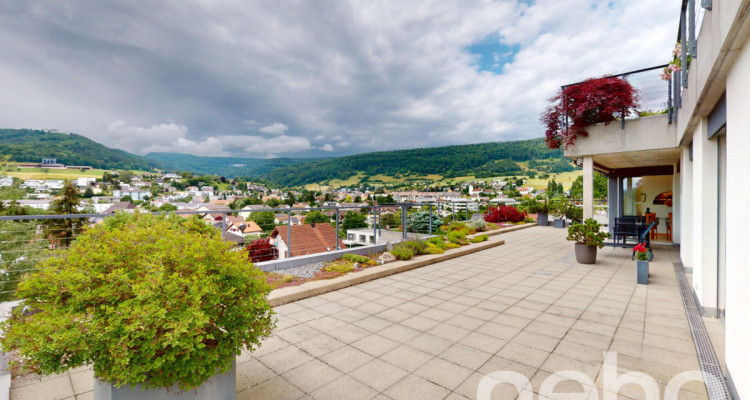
{"left": 484, "top": 206, "right": 527, "bottom": 223}
{"left": 246, "top": 238, "right": 278, "bottom": 263}
{"left": 542, "top": 76, "right": 639, "bottom": 149}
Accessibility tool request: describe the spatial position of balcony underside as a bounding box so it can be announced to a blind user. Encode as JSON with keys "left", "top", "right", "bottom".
{"left": 564, "top": 114, "right": 681, "bottom": 174}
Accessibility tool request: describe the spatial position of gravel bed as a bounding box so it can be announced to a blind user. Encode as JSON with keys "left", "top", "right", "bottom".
{"left": 276, "top": 262, "right": 325, "bottom": 278}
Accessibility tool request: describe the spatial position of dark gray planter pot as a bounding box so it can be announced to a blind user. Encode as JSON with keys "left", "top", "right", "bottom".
{"left": 537, "top": 213, "right": 548, "bottom": 226}
{"left": 637, "top": 260, "right": 649, "bottom": 285}
{"left": 553, "top": 219, "right": 567, "bottom": 228}
{"left": 574, "top": 243, "right": 597, "bottom": 264}
{"left": 94, "top": 359, "right": 236, "bottom": 400}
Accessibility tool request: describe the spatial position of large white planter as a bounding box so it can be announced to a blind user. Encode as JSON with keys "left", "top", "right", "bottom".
{"left": 94, "top": 359, "right": 236, "bottom": 400}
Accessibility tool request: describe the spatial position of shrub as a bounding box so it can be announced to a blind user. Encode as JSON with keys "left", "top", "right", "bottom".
{"left": 324, "top": 261, "right": 355, "bottom": 273}
{"left": 402, "top": 240, "right": 427, "bottom": 255}
{"left": 0, "top": 213, "right": 275, "bottom": 390}
{"left": 567, "top": 218, "right": 611, "bottom": 248}
{"left": 342, "top": 254, "right": 371, "bottom": 264}
{"left": 247, "top": 237, "right": 278, "bottom": 263}
{"left": 390, "top": 244, "right": 415, "bottom": 260}
{"left": 446, "top": 230, "right": 467, "bottom": 244}
{"left": 423, "top": 244, "right": 445, "bottom": 254}
{"left": 484, "top": 205, "right": 527, "bottom": 223}
{"left": 470, "top": 234, "right": 489, "bottom": 243}
{"left": 428, "top": 236, "right": 447, "bottom": 249}
{"left": 282, "top": 274, "right": 295, "bottom": 283}
{"left": 444, "top": 242, "right": 461, "bottom": 249}
{"left": 406, "top": 211, "right": 444, "bottom": 234}
{"left": 467, "top": 219, "right": 488, "bottom": 232}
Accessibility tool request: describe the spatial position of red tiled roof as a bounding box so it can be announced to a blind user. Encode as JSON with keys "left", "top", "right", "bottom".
{"left": 271, "top": 224, "right": 345, "bottom": 257}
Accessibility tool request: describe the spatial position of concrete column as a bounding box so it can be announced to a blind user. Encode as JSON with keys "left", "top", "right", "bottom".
{"left": 583, "top": 156, "right": 594, "bottom": 220}
{"left": 691, "top": 119, "right": 718, "bottom": 314}
{"left": 607, "top": 176, "right": 619, "bottom": 234}
{"left": 725, "top": 43, "right": 750, "bottom": 397}
{"left": 680, "top": 144, "right": 693, "bottom": 268}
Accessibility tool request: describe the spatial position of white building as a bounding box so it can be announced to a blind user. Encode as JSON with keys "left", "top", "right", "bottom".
{"left": 566, "top": 1, "right": 750, "bottom": 397}
{"left": 113, "top": 188, "right": 150, "bottom": 201}
{"left": 0, "top": 176, "right": 13, "bottom": 187}
{"left": 76, "top": 177, "right": 97, "bottom": 187}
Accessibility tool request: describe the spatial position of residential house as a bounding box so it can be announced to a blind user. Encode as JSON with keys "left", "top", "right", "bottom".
{"left": 270, "top": 223, "right": 345, "bottom": 260}
{"left": 565, "top": 1, "right": 750, "bottom": 396}
{"left": 224, "top": 216, "right": 263, "bottom": 243}
{"left": 0, "top": 176, "right": 13, "bottom": 187}
{"left": 239, "top": 204, "right": 268, "bottom": 219}
{"left": 343, "top": 228, "right": 430, "bottom": 247}
{"left": 113, "top": 187, "right": 150, "bottom": 201}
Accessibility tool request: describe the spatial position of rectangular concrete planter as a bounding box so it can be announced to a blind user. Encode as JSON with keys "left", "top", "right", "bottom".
{"left": 94, "top": 359, "right": 235, "bottom": 400}
{"left": 537, "top": 213, "right": 549, "bottom": 226}
{"left": 553, "top": 219, "right": 567, "bottom": 228}
{"left": 637, "top": 260, "right": 649, "bottom": 285}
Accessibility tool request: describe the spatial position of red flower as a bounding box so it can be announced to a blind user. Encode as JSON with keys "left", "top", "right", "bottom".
{"left": 633, "top": 243, "right": 647, "bottom": 253}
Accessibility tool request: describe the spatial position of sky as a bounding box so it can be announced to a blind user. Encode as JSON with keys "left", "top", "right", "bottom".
{"left": 0, "top": 0, "right": 681, "bottom": 159}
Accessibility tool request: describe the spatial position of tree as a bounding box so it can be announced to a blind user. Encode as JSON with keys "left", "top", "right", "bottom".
{"left": 246, "top": 238, "right": 278, "bottom": 263}
{"left": 265, "top": 198, "right": 280, "bottom": 207}
{"left": 543, "top": 76, "right": 639, "bottom": 149}
{"left": 249, "top": 211, "right": 276, "bottom": 231}
{"left": 569, "top": 172, "right": 608, "bottom": 199}
{"left": 380, "top": 212, "right": 400, "bottom": 229}
{"left": 158, "top": 203, "right": 178, "bottom": 212}
{"left": 284, "top": 192, "right": 296, "bottom": 207}
{"left": 43, "top": 181, "right": 85, "bottom": 246}
{"left": 118, "top": 170, "right": 133, "bottom": 184}
{"left": 345, "top": 195, "right": 352, "bottom": 203}
{"left": 354, "top": 196, "right": 362, "bottom": 203}
{"left": 342, "top": 211, "right": 367, "bottom": 230}
{"left": 120, "top": 195, "right": 133, "bottom": 203}
{"left": 83, "top": 187, "right": 94, "bottom": 198}
{"left": 305, "top": 211, "right": 330, "bottom": 224}
{"left": 406, "top": 211, "right": 443, "bottom": 233}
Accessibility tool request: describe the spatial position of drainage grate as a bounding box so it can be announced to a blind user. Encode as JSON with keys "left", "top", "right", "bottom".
{"left": 673, "top": 262, "right": 732, "bottom": 400}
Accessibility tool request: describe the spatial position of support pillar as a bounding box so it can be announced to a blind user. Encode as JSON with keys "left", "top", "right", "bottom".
{"left": 583, "top": 156, "right": 594, "bottom": 220}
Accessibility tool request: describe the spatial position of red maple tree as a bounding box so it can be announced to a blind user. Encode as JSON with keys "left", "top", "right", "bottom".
{"left": 246, "top": 238, "right": 278, "bottom": 263}
{"left": 542, "top": 76, "right": 639, "bottom": 149}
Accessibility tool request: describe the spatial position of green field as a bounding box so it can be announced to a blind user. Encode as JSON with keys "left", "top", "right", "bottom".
{"left": 1, "top": 163, "right": 154, "bottom": 181}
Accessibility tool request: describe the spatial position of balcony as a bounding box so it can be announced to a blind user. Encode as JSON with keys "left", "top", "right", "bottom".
{"left": 9, "top": 227, "right": 713, "bottom": 399}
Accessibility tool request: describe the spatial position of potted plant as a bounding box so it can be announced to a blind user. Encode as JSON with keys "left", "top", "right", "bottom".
{"left": 550, "top": 197, "right": 570, "bottom": 228}
{"left": 634, "top": 243, "right": 650, "bottom": 284}
{"left": 565, "top": 205, "right": 583, "bottom": 224}
{"left": 0, "top": 213, "right": 276, "bottom": 399}
{"left": 522, "top": 197, "right": 550, "bottom": 226}
{"left": 567, "top": 218, "right": 611, "bottom": 264}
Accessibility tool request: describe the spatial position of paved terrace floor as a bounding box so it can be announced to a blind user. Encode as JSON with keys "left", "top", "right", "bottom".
{"left": 10, "top": 227, "right": 707, "bottom": 400}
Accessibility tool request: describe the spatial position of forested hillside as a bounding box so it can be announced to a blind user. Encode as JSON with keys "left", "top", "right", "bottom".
{"left": 0, "top": 129, "right": 161, "bottom": 171}
{"left": 262, "top": 138, "right": 570, "bottom": 187}
{"left": 146, "top": 152, "right": 322, "bottom": 177}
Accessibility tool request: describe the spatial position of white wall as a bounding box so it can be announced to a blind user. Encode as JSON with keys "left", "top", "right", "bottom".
{"left": 689, "top": 119, "right": 719, "bottom": 312}
{"left": 724, "top": 40, "right": 750, "bottom": 398}
{"left": 679, "top": 142, "right": 693, "bottom": 269}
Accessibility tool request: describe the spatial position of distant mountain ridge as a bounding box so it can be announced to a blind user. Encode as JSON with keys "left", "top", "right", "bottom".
{"left": 145, "top": 152, "right": 324, "bottom": 177}
{"left": 0, "top": 129, "right": 162, "bottom": 171}
{"left": 0, "top": 129, "right": 574, "bottom": 187}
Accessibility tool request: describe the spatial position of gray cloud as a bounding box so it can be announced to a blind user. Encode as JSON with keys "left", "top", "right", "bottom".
{"left": 0, "top": 0, "right": 679, "bottom": 158}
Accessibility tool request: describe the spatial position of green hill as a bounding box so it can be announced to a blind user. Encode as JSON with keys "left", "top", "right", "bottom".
{"left": 0, "top": 129, "right": 161, "bottom": 171}
{"left": 261, "top": 138, "right": 573, "bottom": 187}
{"left": 145, "top": 152, "right": 323, "bottom": 178}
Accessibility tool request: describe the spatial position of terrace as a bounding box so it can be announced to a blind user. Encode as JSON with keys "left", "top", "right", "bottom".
{"left": 8, "top": 227, "right": 713, "bottom": 400}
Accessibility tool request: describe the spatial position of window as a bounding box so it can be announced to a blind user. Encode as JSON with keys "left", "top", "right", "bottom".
{"left": 347, "top": 234, "right": 355, "bottom": 241}
{"left": 359, "top": 235, "right": 366, "bottom": 242}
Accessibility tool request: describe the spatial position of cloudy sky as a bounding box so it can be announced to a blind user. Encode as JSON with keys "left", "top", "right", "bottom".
{"left": 0, "top": 1, "right": 680, "bottom": 158}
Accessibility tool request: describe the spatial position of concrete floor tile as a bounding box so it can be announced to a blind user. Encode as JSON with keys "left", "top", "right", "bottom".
{"left": 414, "top": 357, "right": 474, "bottom": 391}
{"left": 259, "top": 346, "right": 315, "bottom": 374}
{"left": 282, "top": 359, "right": 342, "bottom": 393}
{"left": 350, "top": 359, "right": 409, "bottom": 392}
{"left": 439, "top": 343, "right": 493, "bottom": 371}
{"left": 309, "top": 375, "right": 379, "bottom": 400}
{"left": 237, "top": 359, "right": 278, "bottom": 391}
{"left": 495, "top": 342, "right": 551, "bottom": 369}
{"left": 408, "top": 333, "right": 455, "bottom": 356}
{"left": 384, "top": 374, "right": 451, "bottom": 400}
{"left": 237, "top": 376, "right": 304, "bottom": 400}
{"left": 296, "top": 334, "right": 347, "bottom": 358}
{"left": 319, "top": 345, "right": 374, "bottom": 373}
{"left": 351, "top": 334, "right": 400, "bottom": 357}
{"left": 380, "top": 345, "right": 434, "bottom": 372}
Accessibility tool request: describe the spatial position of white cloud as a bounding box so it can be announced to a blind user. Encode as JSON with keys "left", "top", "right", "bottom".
{"left": 259, "top": 122, "right": 288, "bottom": 135}
{"left": 318, "top": 144, "right": 334, "bottom": 151}
{"left": 0, "top": 1, "right": 680, "bottom": 157}
{"left": 106, "top": 121, "right": 228, "bottom": 156}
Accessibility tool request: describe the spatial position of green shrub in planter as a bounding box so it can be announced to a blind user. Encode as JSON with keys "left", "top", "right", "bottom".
{"left": 0, "top": 213, "right": 275, "bottom": 391}
{"left": 390, "top": 244, "right": 415, "bottom": 260}
{"left": 341, "top": 254, "right": 371, "bottom": 264}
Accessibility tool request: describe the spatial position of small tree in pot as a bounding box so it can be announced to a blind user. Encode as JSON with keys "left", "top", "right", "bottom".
{"left": 522, "top": 197, "right": 550, "bottom": 226}
{"left": 1, "top": 213, "right": 275, "bottom": 398}
{"left": 567, "top": 218, "right": 611, "bottom": 264}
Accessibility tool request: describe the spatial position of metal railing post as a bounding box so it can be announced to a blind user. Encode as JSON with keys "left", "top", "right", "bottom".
{"left": 452, "top": 202, "right": 455, "bottom": 221}
{"left": 372, "top": 206, "right": 377, "bottom": 245}
{"left": 428, "top": 204, "right": 433, "bottom": 236}
{"left": 668, "top": 77, "right": 673, "bottom": 124}
{"left": 286, "top": 210, "right": 291, "bottom": 258}
{"left": 221, "top": 211, "right": 227, "bottom": 240}
{"left": 401, "top": 205, "right": 407, "bottom": 239}
{"left": 335, "top": 208, "right": 340, "bottom": 250}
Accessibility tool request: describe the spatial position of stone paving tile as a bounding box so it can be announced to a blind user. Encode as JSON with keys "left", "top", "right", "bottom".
{"left": 11, "top": 227, "right": 710, "bottom": 400}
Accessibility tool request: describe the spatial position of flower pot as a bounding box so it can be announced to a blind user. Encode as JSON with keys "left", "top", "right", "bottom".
{"left": 94, "top": 359, "right": 236, "bottom": 400}
{"left": 537, "top": 213, "right": 549, "bottom": 226}
{"left": 553, "top": 219, "right": 567, "bottom": 228}
{"left": 637, "top": 260, "right": 649, "bottom": 285}
{"left": 574, "top": 243, "right": 597, "bottom": 264}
